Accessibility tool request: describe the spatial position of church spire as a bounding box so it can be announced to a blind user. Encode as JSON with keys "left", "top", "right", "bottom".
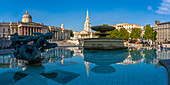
{"left": 84, "top": 9, "right": 91, "bottom": 32}
{"left": 86, "top": 9, "right": 89, "bottom": 20}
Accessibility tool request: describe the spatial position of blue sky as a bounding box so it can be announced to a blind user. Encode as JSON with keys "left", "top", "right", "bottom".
{"left": 0, "top": 0, "right": 170, "bottom": 31}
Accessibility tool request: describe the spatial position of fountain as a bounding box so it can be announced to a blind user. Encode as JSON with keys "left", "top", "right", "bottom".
{"left": 83, "top": 25, "right": 126, "bottom": 50}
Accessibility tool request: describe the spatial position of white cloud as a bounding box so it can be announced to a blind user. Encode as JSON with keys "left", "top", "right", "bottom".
{"left": 156, "top": 0, "right": 170, "bottom": 14}
{"left": 148, "top": 6, "right": 153, "bottom": 10}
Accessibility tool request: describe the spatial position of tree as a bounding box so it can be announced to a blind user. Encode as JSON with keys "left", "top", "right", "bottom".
{"left": 152, "top": 31, "right": 157, "bottom": 42}
{"left": 69, "top": 30, "right": 74, "bottom": 37}
{"left": 106, "top": 28, "right": 129, "bottom": 40}
{"left": 103, "top": 24, "right": 108, "bottom": 26}
{"left": 130, "top": 28, "right": 142, "bottom": 40}
{"left": 106, "top": 29, "right": 119, "bottom": 38}
{"left": 143, "top": 24, "right": 157, "bottom": 41}
{"left": 118, "top": 28, "right": 129, "bottom": 40}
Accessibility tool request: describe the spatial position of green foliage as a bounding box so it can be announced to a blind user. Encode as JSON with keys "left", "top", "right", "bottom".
{"left": 96, "top": 31, "right": 101, "bottom": 38}
{"left": 130, "top": 28, "right": 142, "bottom": 40}
{"left": 118, "top": 28, "right": 130, "bottom": 40}
{"left": 69, "top": 30, "right": 74, "bottom": 37}
{"left": 130, "top": 49, "right": 142, "bottom": 61}
{"left": 143, "top": 24, "right": 157, "bottom": 41}
{"left": 103, "top": 24, "right": 108, "bottom": 26}
{"left": 152, "top": 31, "right": 157, "bottom": 41}
{"left": 106, "top": 29, "right": 119, "bottom": 38}
{"left": 143, "top": 48, "right": 157, "bottom": 65}
{"left": 106, "top": 28, "right": 129, "bottom": 40}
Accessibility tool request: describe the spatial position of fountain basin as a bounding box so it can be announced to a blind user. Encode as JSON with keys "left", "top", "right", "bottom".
{"left": 83, "top": 38, "right": 126, "bottom": 50}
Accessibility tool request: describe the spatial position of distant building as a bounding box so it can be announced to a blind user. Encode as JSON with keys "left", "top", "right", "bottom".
{"left": 110, "top": 23, "right": 140, "bottom": 33}
{"left": 0, "top": 11, "right": 70, "bottom": 40}
{"left": 154, "top": 21, "right": 170, "bottom": 43}
{"left": 72, "top": 9, "right": 96, "bottom": 40}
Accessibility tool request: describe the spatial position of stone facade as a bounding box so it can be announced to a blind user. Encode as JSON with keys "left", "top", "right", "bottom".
{"left": 0, "top": 11, "right": 70, "bottom": 40}
{"left": 110, "top": 23, "right": 140, "bottom": 33}
{"left": 154, "top": 21, "right": 170, "bottom": 43}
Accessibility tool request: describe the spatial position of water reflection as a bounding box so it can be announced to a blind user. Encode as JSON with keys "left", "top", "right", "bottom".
{"left": 0, "top": 47, "right": 170, "bottom": 84}
{"left": 84, "top": 50, "right": 128, "bottom": 74}
{"left": 0, "top": 47, "right": 170, "bottom": 72}
{"left": 116, "top": 48, "right": 170, "bottom": 66}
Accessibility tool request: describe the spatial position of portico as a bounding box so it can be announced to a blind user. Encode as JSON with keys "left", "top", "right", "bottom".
{"left": 18, "top": 24, "right": 42, "bottom": 35}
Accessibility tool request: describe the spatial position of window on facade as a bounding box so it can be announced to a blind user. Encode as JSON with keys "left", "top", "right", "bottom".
{"left": 3, "top": 28, "right": 5, "bottom": 32}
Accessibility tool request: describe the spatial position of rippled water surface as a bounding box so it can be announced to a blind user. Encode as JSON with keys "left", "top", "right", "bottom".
{"left": 0, "top": 47, "right": 169, "bottom": 85}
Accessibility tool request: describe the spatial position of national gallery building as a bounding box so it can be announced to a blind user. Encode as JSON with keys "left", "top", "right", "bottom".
{"left": 0, "top": 11, "right": 70, "bottom": 40}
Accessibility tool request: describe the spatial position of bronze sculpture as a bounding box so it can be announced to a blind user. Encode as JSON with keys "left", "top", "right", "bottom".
{"left": 11, "top": 32, "right": 58, "bottom": 63}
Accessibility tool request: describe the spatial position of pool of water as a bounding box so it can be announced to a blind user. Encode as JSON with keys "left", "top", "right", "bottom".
{"left": 0, "top": 47, "right": 169, "bottom": 85}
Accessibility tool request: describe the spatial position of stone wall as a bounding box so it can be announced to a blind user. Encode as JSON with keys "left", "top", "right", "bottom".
{"left": 83, "top": 38, "right": 125, "bottom": 50}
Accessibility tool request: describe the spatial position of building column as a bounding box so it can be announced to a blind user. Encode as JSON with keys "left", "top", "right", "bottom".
{"left": 37, "top": 28, "right": 38, "bottom": 33}
{"left": 27, "top": 27, "right": 29, "bottom": 35}
{"left": 20, "top": 27, "right": 22, "bottom": 35}
{"left": 30, "top": 27, "right": 32, "bottom": 35}
{"left": 24, "top": 27, "right": 26, "bottom": 35}
{"left": 33, "top": 27, "right": 35, "bottom": 33}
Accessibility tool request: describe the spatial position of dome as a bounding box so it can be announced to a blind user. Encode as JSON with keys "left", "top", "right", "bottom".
{"left": 22, "top": 11, "right": 32, "bottom": 19}
{"left": 22, "top": 11, "right": 32, "bottom": 23}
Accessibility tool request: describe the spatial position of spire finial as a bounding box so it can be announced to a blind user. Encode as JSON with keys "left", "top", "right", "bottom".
{"left": 87, "top": 9, "right": 89, "bottom": 17}
{"left": 86, "top": 9, "right": 89, "bottom": 20}
{"left": 26, "top": 11, "right": 28, "bottom": 14}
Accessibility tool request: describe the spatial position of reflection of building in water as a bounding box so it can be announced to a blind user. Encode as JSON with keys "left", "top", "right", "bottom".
{"left": 157, "top": 49, "right": 170, "bottom": 60}
{"left": 117, "top": 48, "right": 141, "bottom": 65}
{"left": 116, "top": 54, "right": 140, "bottom": 65}
{"left": 116, "top": 48, "right": 170, "bottom": 65}
{"left": 0, "top": 55, "right": 11, "bottom": 65}
{"left": 84, "top": 61, "right": 91, "bottom": 77}
{"left": 42, "top": 48, "right": 74, "bottom": 63}
{"left": 67, "top": 47, "right": 84, "bottom": 57}
{"left": 0, "top": 55, "right": 25, "bottom": 69}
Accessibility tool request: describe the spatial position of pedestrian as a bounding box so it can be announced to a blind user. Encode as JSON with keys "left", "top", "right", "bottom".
{"left": 158, "top": 43, "right": 160, "bottom": 48}
{"left": 160, "top": 43, "right": 163, "bottom": 49}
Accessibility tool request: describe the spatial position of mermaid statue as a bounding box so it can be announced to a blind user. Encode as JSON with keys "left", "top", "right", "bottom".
{"left": 11, "top": 32, "right": 58, "bottom": 63}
